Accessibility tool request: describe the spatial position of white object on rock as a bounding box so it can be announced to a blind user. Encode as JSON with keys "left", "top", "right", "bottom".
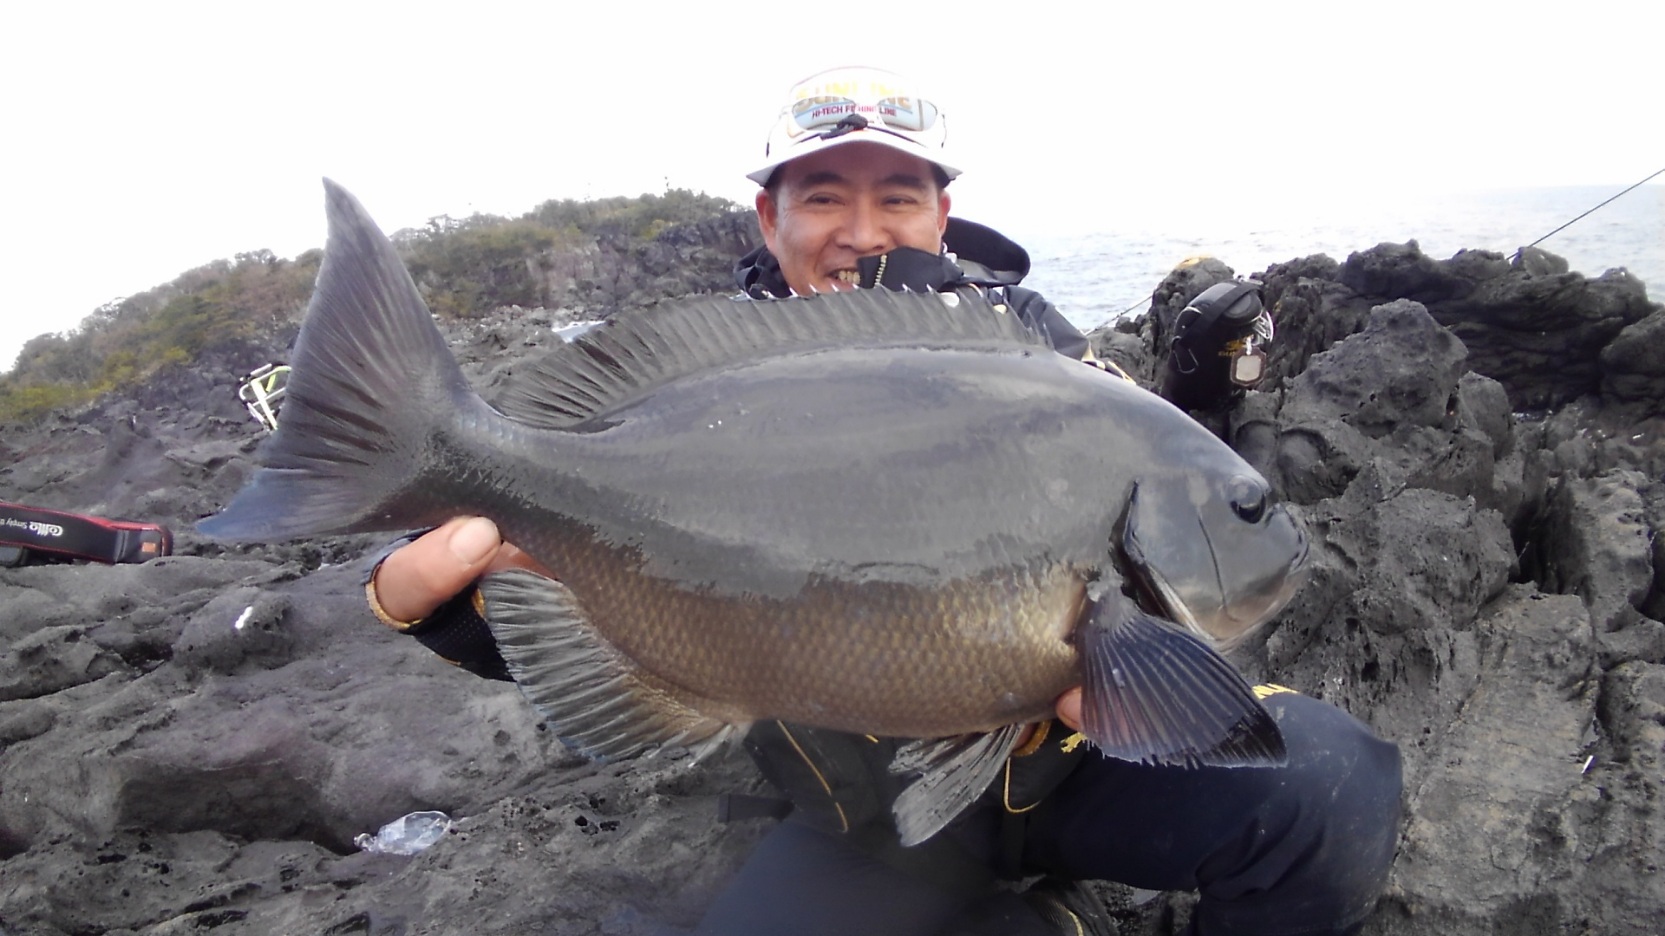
{"left": 354, "top": 810, "right": 453, "bottom": 856}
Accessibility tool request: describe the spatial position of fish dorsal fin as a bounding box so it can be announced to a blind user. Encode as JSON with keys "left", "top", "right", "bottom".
{"left": 480, "top": 568, "right": 743, "bottom": 762}
{"left": 496, "top": 288, "right": 1048, "bottom": 429}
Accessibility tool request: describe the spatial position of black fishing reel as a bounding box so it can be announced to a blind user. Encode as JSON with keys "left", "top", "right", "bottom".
{"left": 1161, "top": 281, "right": 1273, "bottom": 413}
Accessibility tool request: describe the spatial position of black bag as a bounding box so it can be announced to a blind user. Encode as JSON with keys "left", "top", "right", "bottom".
{"left": 1161, "top": 281, "right": 1267, "bottom": 412}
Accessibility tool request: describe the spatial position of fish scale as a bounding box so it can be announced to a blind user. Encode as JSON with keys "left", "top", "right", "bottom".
{"left": 488, "top": 498, "right": 1084, "bottom": 737}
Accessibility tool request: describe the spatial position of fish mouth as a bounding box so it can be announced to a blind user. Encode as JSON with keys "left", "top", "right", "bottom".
{"left": 1141, "top": 573, "right": 1193, "bottom": 628}
{"left": 1131, "top": 569, "right": 1205, "bottom": 637}
{"left": 1137, "top": 566, "right": 1272, "bottom": 652}
{"left": 1152, "top": 549, "right": 1308, "bottom": 651}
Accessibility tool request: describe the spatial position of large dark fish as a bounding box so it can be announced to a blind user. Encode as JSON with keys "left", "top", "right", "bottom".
{"left": 200, "top": 181, "right": 1308, "bottom": 844}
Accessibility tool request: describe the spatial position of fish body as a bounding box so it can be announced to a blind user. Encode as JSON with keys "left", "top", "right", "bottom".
{"left": 201, "top": 181, "right": 1308, "bottom": 843}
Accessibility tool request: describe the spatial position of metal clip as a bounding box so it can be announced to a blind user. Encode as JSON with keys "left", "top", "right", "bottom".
{"left": 1228, "top": 309, "right": 1275, "bottom": 388}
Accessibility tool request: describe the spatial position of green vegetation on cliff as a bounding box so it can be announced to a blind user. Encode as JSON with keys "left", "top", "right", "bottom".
{"left": 1, "top": 190, "right": 748, "bottom": 425}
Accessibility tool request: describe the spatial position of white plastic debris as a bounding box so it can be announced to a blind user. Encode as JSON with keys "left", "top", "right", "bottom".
{"left": 556, "top": 320, "right": 605, "bottom": 342}
{"left": 233, "top": 606, "right": 254, "bottom": 631}
{"left": 354, "top": 810, "right": 453, "bottom": 856}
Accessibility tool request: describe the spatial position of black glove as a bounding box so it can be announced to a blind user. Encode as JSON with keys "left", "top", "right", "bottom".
{"left": 856, "top": 247, "right": 962, "bottom": 292}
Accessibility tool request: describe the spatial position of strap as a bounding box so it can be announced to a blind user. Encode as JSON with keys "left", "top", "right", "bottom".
{"left": 847, "top": 820, "right": 999, "bottom": 898}
{"left": 997, "top": 720, "right": 1091, "bottom": 878}
{"left": 717, "top": 793, "right": 795, "bottom": 823}
{"left": 743, "top": 722, "right": 894, "bottom": 835}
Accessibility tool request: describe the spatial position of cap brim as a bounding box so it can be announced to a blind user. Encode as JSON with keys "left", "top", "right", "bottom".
{"left": 746, "top": 129, "right": 962, "bottom": 185}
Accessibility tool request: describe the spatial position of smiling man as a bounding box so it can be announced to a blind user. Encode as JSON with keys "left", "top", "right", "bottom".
{"left": 365, "top": 66, "right": 1401, "bottom": 936}
{"left": 730, "top": 68, "right": 1099, "bottom": 374}
{"left": 754, "top": 141, "right": 949, "bottom": 295}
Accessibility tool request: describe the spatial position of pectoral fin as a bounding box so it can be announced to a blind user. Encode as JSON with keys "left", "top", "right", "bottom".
{"left": 480, "top": 569, "right": 743, "bottom": 762}
{"left": 889, "top": 723, "right": 1025, "bottom": 846}
{"left": 1078, "top": 594, "right": 1286, "bottom": 768}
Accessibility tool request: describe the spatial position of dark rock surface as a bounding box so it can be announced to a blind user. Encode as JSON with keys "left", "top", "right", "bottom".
{"left": 3, "top": 238, "right": 1663, "bottom": 934}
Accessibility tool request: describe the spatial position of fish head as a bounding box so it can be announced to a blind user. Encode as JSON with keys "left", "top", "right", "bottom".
{"left": 1121, "top": 468, "right": 1308, "bottom": 650}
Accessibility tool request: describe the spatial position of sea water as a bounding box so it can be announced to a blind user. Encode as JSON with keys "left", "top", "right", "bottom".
{"left": 1014, "top": 185, "right": 1664, "bottom": 331}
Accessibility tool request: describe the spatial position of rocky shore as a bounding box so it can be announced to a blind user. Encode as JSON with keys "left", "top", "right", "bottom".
{"left": 2, "top": 238, "right": 1662, "bottom": 934}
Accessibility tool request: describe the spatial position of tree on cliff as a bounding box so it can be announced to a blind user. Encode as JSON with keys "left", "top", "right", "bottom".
{"left": 0, "top": 190, "right": 750, "bottom": 426}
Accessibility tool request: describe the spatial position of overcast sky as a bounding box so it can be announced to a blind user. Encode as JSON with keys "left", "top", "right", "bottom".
{"left": 4, "top": 0, "right": 1660, "bottom": 372}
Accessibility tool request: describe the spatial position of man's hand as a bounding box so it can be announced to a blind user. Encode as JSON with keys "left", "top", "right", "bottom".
{"left": 1015, "top": 687, "right": 1086, "bottom": 749}
{"left": 371, "top": 516, "right": 542, "bottom": 626}
{"left": 1054, "top": 687, "right": 1084, "bottom": 734}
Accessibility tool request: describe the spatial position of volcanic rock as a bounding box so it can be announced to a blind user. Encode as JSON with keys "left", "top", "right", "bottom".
{"left": 2, "top": 237, "right": 1663, "bottom": 935}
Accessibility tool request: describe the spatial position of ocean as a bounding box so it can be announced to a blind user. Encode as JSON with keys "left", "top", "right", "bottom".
{"left": 1010, "top": 185, "right": 1663, "bottom": 333}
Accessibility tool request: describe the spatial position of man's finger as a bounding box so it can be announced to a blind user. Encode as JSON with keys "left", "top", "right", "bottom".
{"left": 372, "top": 516, "right": 503, "bottom": 625}
{"left": 1055, "top": 686, "right": 1084, "bottom": 734}
{"left": 486, "top": 541, "right": 554, "bottom": 578}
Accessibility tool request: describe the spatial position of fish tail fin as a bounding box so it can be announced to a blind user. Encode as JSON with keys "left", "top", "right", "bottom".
{"left": 1078, "top": 595, "right": 1286, "bottom": 768}
{"left": 198, "top": 179, "right": 483, "bottom": 542}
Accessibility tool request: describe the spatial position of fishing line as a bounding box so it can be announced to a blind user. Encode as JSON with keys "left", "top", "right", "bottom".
{"left": 1510, "top": 164, "right": 1664, "bottom": 262}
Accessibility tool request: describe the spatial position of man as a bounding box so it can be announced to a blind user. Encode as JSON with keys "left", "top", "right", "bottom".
{"left": 366, "top": 67, "right": 1401, "bottom": 935}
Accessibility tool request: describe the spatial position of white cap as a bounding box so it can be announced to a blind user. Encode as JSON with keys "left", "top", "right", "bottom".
{"left": 747, "top": 66, "right": 960, "bottom": 186}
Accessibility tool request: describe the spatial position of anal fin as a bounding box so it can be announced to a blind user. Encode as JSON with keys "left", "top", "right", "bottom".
{"left": 480, "top": 568, "right": 743, "bottom": 762}
{"left": 889, "top": 723, "right": 1025, "bottom": 847}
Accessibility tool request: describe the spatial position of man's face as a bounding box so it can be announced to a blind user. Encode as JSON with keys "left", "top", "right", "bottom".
{"left": 755, "top": 141, "right": 951, "bottom": 296}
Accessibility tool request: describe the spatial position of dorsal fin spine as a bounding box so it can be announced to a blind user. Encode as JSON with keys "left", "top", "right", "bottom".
{"left": 495, "top": 289, "right": 1045, "bottom": 431}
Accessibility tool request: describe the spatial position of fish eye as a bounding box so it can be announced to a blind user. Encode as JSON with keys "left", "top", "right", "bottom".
{"left": 1227, "top": 476, "right": 1266, "bottom": 523}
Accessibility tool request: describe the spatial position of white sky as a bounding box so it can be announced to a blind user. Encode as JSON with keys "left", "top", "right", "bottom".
{"left": 3, "top": 0, "right": 1660, "bottom": 373}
